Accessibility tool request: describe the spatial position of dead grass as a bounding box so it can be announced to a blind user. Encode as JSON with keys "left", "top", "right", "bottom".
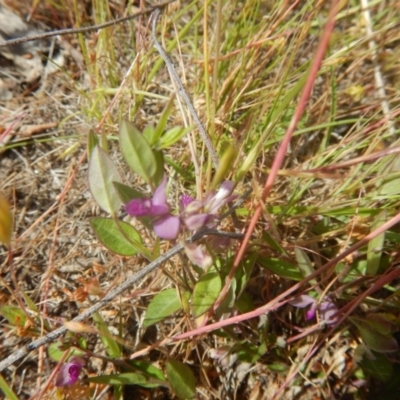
{"left": 1, "top": 0, "right": 400, "bottom": 399}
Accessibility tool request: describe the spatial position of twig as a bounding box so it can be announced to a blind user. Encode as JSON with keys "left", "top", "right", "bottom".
{"left": 151, "top": 9, "right": 219, "bottom": 169}
{"left": 0, "top": 211, "right": 247, "bottom": 373}
{"left": 0, "top": 0, "right": 175, "bottom": 49}
{"left": 0, "top": 184, "right": 249, "bottom": 372}
{"left": 0, "top": 243, "right": 183, "bottom": 372}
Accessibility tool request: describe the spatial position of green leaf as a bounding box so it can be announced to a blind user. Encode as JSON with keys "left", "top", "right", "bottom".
{"left": 48, "top": 343, "right": 86, "bottom": 362}
{"left": 268, "top": 363, "right": 289, "bottom": 373}
{"left": 93, "top": 312, "right": 121, "bottom": 358}
{"left": 294, "top": 247, "right": 316, "bottom": 284}
{"left": 166, "top": 360, "right": 196, "bottom": 399}
{"left": 237, "top": 342, "right": 266, "bottom": 363}
{"left": 261, "top": 231, "right": 288, "bottom": 255}
{"left": 48, "top": 342, "right": 66, "bottom": 361}
{"left": 350, "top": 316, "right": 398, "bottom": 353}
{"left": 152, "top": 96, "right": 175, "bottom": 144}
{"left": 88, "top": 372, "right": 162, "bottom": 388}
{"left": 366, "top": 313, "right": 397, "bottom": 335}
{"left": 367, "top": 210, "right": 387, "bottom": 275}
{"left": 143, "top": 289, "right": 190, "bottom": 327}
{"left": 21, "top": 291, "right": 38, "bottom": 313}
{"left": 359, "top": 352, "right": 393, "bottom": 383}
{"left": 236, "top": 292, "right": 255, "bottom": 314}
{"left": 235, "top": 252, "right": 258, "bottom": 295}
{"left": 158, "top": 126, "right": 192, "bottom": 149}
{"left": 210, "top": 145, "right": 236, "bottom": 189}
{"left": 87, "top": 129, "right": 99, "bottom": 158}
{"left": 152, "top": 150, "right": 165, "bottom": 188}
{"left": 257, "top": 256, "right": 303, "bottom": 281}
{"left": 88, "top": 146, "right": 123, "bottom": 214}
{"left": 0, "top": 194, "right": 13, "bottom": 246}
{"left": 127, "top": 360, "right": 166, "bottom": 382}
{"left": 113, "top": 182, "right": 143, "bottom": 204}
{"left": 215, "top": 278, "right": 236, "bottom": 318}
{"left": 192, "top": 272, "right": 222, "bottom": 317}
{"left": 0, "top": 374, "right": 18, "bottom": 400}
{"left": 119, "top": 120, "right": 157, "bottom": 185}
{"left": 143, "top": 124, "right": 157, "bottom": 145}
{"left": 91, "top": 217, "right": 143, "bottom": 256}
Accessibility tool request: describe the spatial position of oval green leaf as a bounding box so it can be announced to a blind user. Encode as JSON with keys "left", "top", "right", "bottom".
{"left": 88, "top": 146, "right": 122, "bottom": 214}
{"left": 48, "top": 342, "right": 86, "bottom": 362}
{"left": 158, "top": 126, "right": 191, "bottom": 149}
{"left": 143, "top": 289, "right": 190, "bottom": 327}
{"left": 127, "top": 360, "right": 166, "bottom": 382}
{"left": 87, "top": 129, "right": 99, "bottom": 158}
{"left": 93, "top": 312, "right": 121, "bottom": 358}
{"left": 152, "top": 150, "right": 165, "bottom": 188}
{"left": 294, "top": 247, "right": 317, "bottom": 285}
{"left": 367, "top": 210, "right": 387, "bottom": 275}
{"left": 350, "top": 316, "right": 399, "bottom": 353}
{"left": 113, "top": 181, "right": 143, "bottom": 204}
{"left": 119, "top": 120, "right": 157, "bottom": 185}
{"left": 166, "top": 360, "right": 196, "bottom": 399}
{"left": 192, "top": 272, "right": 222, "bottom": 317}
{"left": 359, "top": 351, "right": 393, "bottom": 383}
{"left": 91, "top": 217, "right": 142, "bottom": 256}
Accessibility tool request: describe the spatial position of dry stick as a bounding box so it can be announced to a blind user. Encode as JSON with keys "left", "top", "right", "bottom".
{"left": 211, "top": 0, "right": 340, "bottom": 314}
{"left": 151, "top": 9, "right": 219, "bottom": 169}
{"left": 0, "top": 0, "right": 175, "bottom": 49}
{"left": 0, "top": 243, "right": 182, "bottom": 372}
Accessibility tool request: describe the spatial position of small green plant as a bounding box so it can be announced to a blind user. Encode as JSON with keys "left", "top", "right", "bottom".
{"left": 2, "top": 1, "right": 400, "bottom": 398}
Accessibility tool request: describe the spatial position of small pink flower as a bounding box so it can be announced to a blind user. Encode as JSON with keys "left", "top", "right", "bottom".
{"left": 205, "top": 181, "right": 235, "bottom": 214}
{"left": 181, "top": 181, "right": 236, "bottom": 231}
{"left": 125, "top": 177, "right": 180, "bottom": 240}
{"left": 180, "top": 194, "right": 194, "bottom": 209}
{"left": 55, "top": 356, "right": 85, "bottom": 387}
{"left": 290, "top": 294, "right": 339, "bottom": 326}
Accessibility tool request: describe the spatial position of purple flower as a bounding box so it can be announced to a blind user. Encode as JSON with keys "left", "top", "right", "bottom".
{"left": 55, "top": 356, "right": 85, "bottom": 387}
{"left": 181, "top": 181, "right": 236, "bottom": 231}
{"left": 290, "top": 294, "right": 339, "bottom": 326}
{"left": 125, "top": 178, "right": 180, "bottom": 240}
{"left": 205, "top": 181, "right": 236, "bottom": 214}
{"left": 180, "top": 194, "right": 194, "bottom": 209}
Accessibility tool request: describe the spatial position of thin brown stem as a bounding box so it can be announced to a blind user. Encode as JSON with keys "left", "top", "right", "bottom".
{"left": 0, "top": 0, "right": 175, "bottom": 49}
